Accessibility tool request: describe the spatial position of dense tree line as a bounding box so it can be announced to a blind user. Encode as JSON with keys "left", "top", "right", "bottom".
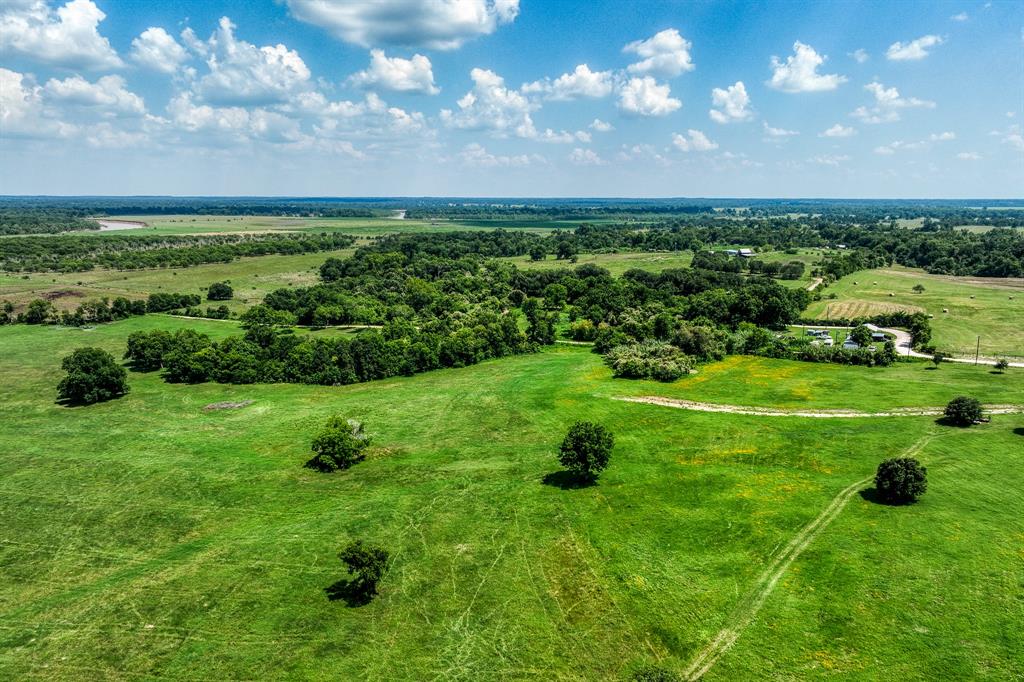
{"left": 123, "top": 304, "right": 531, "bottom": 386}
{"left": 0, "top": 209, "right": 100, "bottom": 235}
{"left": 0, "top": 197, "right": 382, "bottom": 217}
{"left": 0, "top": 233, "right": 356, "bottom": 272}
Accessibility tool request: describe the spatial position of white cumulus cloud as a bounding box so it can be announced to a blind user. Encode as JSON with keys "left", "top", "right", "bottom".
{"left": 768, "top": 41, "right": 846, "bottom": 92}
{"left": 956, "top": 151, "right": 980, "bottom": 160}
{"left": 0, "top": 0, "right": 122, "bottom": 69}
{"left": 623, "top": 28, "right": 694, "bottom": 77}
{"left": 522, "top": 64, "right": 614, "bottom": 100}
{"left": 820, "top": 123, "right": 855, "bottom": 137}
{"left": 350, "top": 49, "right": 439, "bottom": 95}
{"left": 285, "top": 0, "right": 519, "bottom": 50}
{"left": 709, "top": 81, "right": 752, "bottom": 124}
{"left": 852, "top": 81, "right": 935, "bottom": 123}
{"left": 131, "top": 27, "right": 189, "bottom": 74}
{"left": 458, "top": 142, "right": 540, "bottom": 167}
{"left": 763, "top": 122, "right": 799, "bottom": 137}
{"left": 1, "top": 67, "right": 70, "bottom": 137}
{"left": 886, "top": 35, "right": 944, "bottom": 61}
{"left": 929, "top": 131, "right": 955, "bottom": 141}
{"left": 441, "top": 67, "right": 537, "bottom": 137}
{"left": 810, "top": 154, "right": 849, "bottom": 166}
{"left": 568, "top": 147, "right": 606, "bottom": 165}
{"left": 589, "top": 118, "right": 613, "bottom": 132}
{"left": 672, "top": 129, "right": 718, "bottom": 152}
{"left": 849, "top": 48, "right": 869, "bottom": 63}
{"left": 44, "top": 74, "right": 146, "bottom": 116}
{"left": 617, "top": 76, "right": 681, "bottom": 116}
{"left": 195, "top": 17, "right": 312, "bottom": 106}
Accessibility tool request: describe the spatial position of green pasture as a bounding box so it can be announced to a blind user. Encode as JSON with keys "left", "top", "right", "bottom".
{"left": 1, "top": 317, "right": 1021, "bottom": 679}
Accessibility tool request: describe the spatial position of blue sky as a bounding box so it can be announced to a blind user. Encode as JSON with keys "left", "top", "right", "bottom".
{"left": 1, "top": 0, "right": 1021, "bottom": 197}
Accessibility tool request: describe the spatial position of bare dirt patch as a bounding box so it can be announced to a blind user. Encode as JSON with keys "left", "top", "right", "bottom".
{"left": 42, "top": 289, "right": 87, "bottom": 301}
{"left": 203, "top": 400, "right": 254, "bottom": 411}
{"left": 615, "top": 396, "right": 1024, "bottom": 418}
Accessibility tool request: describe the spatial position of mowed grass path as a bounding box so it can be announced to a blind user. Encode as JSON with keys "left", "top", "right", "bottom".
{"left": 1, "top": 318, "right": 1022, "bottom": 679}
{"left": 805, "top": 266, "right": 1024, "bottom": 358}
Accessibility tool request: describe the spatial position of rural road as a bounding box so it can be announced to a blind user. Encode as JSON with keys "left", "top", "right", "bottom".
{"left": 806, "top": 277, "right": 823, "bottom": 291}
{"left": 791, "top": 324, "right": 1024, "bottom": 368}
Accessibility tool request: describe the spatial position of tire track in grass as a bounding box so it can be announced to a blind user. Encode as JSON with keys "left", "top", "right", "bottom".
{"left": 681, "top": 434, "right": 934, "bottom": 680}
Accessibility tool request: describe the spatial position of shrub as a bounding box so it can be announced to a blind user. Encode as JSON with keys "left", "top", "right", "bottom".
{"left": 931, "top": 352, "right": 943, "bottom": 368}
{"left": 338, "top": 540, "right": 389, "bottom": 598}
{"left": 994, "top": 358, "right": 1009, "bottom": 372}
{"left": 944, "top": 396, "right": 983, "bottom": 426}
{"left": 568, "top": 319, "right": 597, "bottom": 341}
{"left": 207, "top": 281, "right": 234, "bottom": 300}
{"left": 306, "top": 417, "right": 371, "bottom": 471}
{"left": 57, "top": 347, "right": 129, "bottom": 405}
{"left": 558, "top": 421, "right": 614, "bottom": 481}
{"left": 874, "top": 457, "right": 928, "bottom": 504}
{"left": 605, "top": 340, "right": 693, "bottom": 381}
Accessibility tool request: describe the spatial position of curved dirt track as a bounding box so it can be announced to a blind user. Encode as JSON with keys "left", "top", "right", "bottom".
{"left": 614, "top": 396, "right": 1024, "bottom": 418}
{"left": 681, "top": 433, "right": 936, "bottom": 680}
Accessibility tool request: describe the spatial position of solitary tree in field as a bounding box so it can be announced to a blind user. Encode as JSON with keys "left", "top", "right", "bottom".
{"left": 558, "top": 421, "right": 614, "bottom": 481}
{"left": 57, "top": 347, "right": 129, "bottom": 405}
{"left": 206, "top": 281, "right": 234, "bottom": 301}
{"left": 912, "top": 284, "right": 925, "bottom": 294}
{"left": 931, "top": 352, "right": 944, "bottom": 368}
{"left": 994, "top": 359, "right": 1009, "bottom": 373}
{"left": 306, "top": 416, "right": 371, "bottom": 471}
{"left": 874, "top": 458, "right": 928, "bottom": 504}
{"left": 529, "top": 245, "right": 546, "bottom": 261}
{"left": 943, "top": 396, "right": 984, "bottom": 426}
{"left": 337, "top": 540, "right": 389, "bottom": 599}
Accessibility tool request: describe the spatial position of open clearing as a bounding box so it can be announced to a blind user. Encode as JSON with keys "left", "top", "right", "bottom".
{"left": 1, "top": 317, "right": 1022, "bottom": 679}
{"left": 806, "top": 266, "right": 1024, "bottom": 358}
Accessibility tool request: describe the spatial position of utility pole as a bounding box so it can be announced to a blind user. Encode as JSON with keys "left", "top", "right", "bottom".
{"left": 975, "top": 336, "right": 980, "bottom": 366}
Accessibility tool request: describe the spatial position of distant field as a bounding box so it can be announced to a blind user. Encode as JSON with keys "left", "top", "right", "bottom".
{"left": 510, "top": 248, "right": 823, "bottom": 286}
{"left": 0, "top": 249, "right": 354, "bottom": 314}
{"left": 504, "top": 251, "right": 694, "bottom": 276}
{"left": 100, "top": 215, "right": 562, "bottom": 237}
{"left": 1, "top": 318, "right": 1021, "bottom": 679}
{"left": 806, "top": 266, "right": 1024, "bottom": 358}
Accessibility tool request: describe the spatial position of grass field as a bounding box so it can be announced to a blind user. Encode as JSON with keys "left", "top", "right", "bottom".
{"left": 1, "top": 317, "right": 1021, "bottom": 679}
{"left": 806, "top": 266, "right": 1024, "bottom": 358}
{"left": 509, "top": 249, "right": 823, "bottom": 287}
{"left": 503, "top": 251, "right": 695, "bottom": 276}
{"left": 0, "top": 250, "right": 355, "bottom": 314}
